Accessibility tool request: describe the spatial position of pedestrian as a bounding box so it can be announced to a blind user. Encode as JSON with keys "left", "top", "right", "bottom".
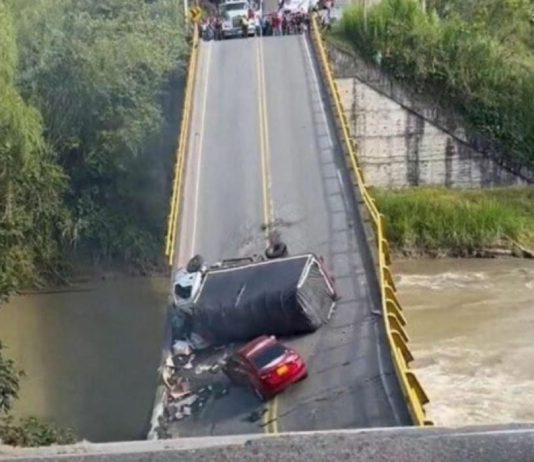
{"left": 272, "top": 12, "right": 282, "bottom": 36}
{"left": 214, "top": 16, "right": 222, "bottom": 40}
{"left": 241, "top": 14, "right": 249, "bottom": 38}
{"left": 324, "top": 0, "right": 333, "bottom": 20}
{"left": 255, "top": 12, "right": 262, "bottom": 37}
{"left": 282, "top": 12, "right": 289, "bottom": 35}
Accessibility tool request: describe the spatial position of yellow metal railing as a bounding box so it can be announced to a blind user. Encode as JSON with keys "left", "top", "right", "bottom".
{"left": 165, "top": 26, "right": 200, "bottom": 266}
{"left": 310, "top": 17, "right": 433, "bottom": 426}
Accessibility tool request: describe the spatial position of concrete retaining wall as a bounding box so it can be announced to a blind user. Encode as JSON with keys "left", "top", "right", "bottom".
{"left": 328, "top": 42, "right": 533, "bottom": 188}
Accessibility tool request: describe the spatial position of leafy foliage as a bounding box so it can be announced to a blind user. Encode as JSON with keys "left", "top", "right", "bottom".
{"left": 14, "top": 0, "right": 187, "bottom": 269}
{"left": 0, "top": 2, "right": 67, "bottom": 303}
{"left": 0, "top": 0, "right": 187, "bottom": 303}
{"left": 1, "top": 342, "right": 75, "bottom": 447}
{"left": 0, "top": 416, "right": 76, "bottom": 447}
{"left": 0, "top": 0, "right": 187, "bottom": 447}
{"left": 0, "top": 342, "right": 21, "bottom": 415}
{"left": 337, "top": 0, "right": 534, "bottom": 167}
{"left": 375, "top": 187, "right": 534, "bottom": 253}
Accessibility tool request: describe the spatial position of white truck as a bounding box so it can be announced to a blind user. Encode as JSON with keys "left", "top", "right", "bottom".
{"left": 219, "top": 0, "right": 259, "bottom": 38}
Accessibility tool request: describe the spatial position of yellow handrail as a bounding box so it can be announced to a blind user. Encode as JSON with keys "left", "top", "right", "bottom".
{"left": 310, "top": 16, "right": 433, "bottom": 426}
{"left": 165, "top": 26, "right": 200, "bottom": 266}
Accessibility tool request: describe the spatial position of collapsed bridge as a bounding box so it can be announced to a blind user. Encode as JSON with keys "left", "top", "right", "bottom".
{"left": 161, "top": 1, "right": 430, "bottom": 438}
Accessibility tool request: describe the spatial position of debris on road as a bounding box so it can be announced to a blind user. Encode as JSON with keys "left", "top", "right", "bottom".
{"left": 194, "top": 364, "right": 213, "bottom": 375}
{"left": 246, "top": 408, "right": 268, "bottom": 423}
{"left": 172, "top": 339, "right": 193, "bottom": 356}
{"left": 154, "top": 248, "right": 337, "bottom": 437}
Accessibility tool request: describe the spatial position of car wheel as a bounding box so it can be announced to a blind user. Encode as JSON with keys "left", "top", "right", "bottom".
{"left": 265, "top": 241, "right": 288, "bottom": 259}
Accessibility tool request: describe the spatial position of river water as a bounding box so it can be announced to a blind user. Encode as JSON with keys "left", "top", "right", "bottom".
{"left": 0, "top": 276, "right": 168, "bottom": 442}
{"left": 394, "top": 258, "right": 534, "bottom": 426}
{"left": 0, "top": 259, "right": 532, "bottom": 441}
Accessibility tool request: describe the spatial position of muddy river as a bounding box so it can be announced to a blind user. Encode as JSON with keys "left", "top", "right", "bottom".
{"left": 394, "top": 258, "right": 534, "bottom": 426}
{"left": 0, "top": 259, "right": 532, "bottom": 442}
{"left": 0, "top": 277, "right": 168, "bottom": 442}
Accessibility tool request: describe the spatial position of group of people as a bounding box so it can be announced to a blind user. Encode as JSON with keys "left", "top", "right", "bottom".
{"left": 199, "top": 8, "right": 262, "bottom": 40}
{"left": 199, "top": 0, "right": 336, "bottom": 41}
{"left": 262, "top": 9, "right": 310, "bottom": 36}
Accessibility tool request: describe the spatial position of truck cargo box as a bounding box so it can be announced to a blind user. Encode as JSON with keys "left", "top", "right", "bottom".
{"left": 189, "top": 254, "right": 336, "bottom": 344}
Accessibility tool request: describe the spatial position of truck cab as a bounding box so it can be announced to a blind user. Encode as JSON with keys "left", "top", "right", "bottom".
{"left": 219, "top": 0, "right": 257, "bottom": 38}
{"left": 172, "top": 267, "right": 203, "bottom": 314}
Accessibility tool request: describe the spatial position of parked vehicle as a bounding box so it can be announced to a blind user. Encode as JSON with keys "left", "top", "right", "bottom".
{"left": 172, "top": 255, "right": 206, "bottom": 314}
{"left": 223, "top": 335, "right": 308, "bottom": 400}
{"left": 219, "top": 0, "right": 257, "bottom": 38}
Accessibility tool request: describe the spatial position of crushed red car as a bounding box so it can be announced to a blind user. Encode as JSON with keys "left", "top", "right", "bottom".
{"left": 223, "top": 335, "right": 308, "bottom": 401}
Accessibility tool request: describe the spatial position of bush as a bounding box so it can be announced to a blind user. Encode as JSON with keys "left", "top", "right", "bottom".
{"left": 374, "top": 187, "right": 534, "bottom": 253}
{"left": 0, "top": 342, "right": 21, "bottom": 415}
{"left": 336, "top": 0, "right": 534, "bottom": 167}
{"left": 0, "top": 416, "right": 76, "bottom": 447}
{"left": 0, "top": 2, "right": 67, "bottom": 303}
{"left": 0, "top": 0, "right": 187, "bottom": 302}
{"left": 0, "top": 342, "right": 75, "bottom": 447}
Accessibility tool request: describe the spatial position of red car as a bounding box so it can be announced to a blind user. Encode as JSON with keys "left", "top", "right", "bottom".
{"left": 223, "top": 335, "right": 308, "bottom": 401}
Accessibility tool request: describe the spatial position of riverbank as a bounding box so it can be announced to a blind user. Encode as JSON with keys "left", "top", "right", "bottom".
{"left": 11, "top": 256, "right": 170, "bottom": 299}
{"left": 374, "top": 187, "right": 534, "bottom": 258}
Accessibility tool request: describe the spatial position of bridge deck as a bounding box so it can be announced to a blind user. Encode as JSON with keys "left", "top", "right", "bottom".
{"left": 171, "top": 34, "right": 411, "bottom": 437}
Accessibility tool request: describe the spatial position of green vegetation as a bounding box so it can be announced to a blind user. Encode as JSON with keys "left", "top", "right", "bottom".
{"left": 0, "top": 342, "right": 75, "bottom": 446}
{"left": 0, "top": 0, "right": 187, "bottom": 301}
{"left": 0, "top": 417, "right": 75, "bottom": 447}
{"left": 336, "top": 0, "right": 534, "bottom": 167}
{"left": 0, "top": 0, "right": 188, "bottom": 446}
{"left": 375, "top": 187, "right": 534, "bottom": 255}
{"left": 0, "top": 2, "right": 66, "bottom": 303}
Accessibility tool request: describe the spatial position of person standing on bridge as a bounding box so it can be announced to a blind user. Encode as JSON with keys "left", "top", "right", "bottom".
{"left": 272, "top": 12, "right": 282, "bottom": 36}
{"left": 214, "top": 16, "right": 222, "bottom": 40}
{"left": 241, "top": 14, "right": 249, "bottom": 38}
{"left": 253, "top": 10, "right": 262, "bottom": 36}
{"left": 324, "top": 0, "right": 334, "bottom": 20}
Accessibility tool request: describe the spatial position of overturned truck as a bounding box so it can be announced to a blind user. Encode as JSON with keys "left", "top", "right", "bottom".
{"left": 174, "top": 254, "right": 337, "bottom": 346}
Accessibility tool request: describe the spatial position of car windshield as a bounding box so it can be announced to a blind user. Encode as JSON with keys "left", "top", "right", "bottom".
{"left": 174, "top": 283, "right": 192, "bottom": 300}
{"left": 221, "top": 2, "right": 248, "bottom": 12}
{"left": 251, "top": 343, "right": 287, "bottom": 369}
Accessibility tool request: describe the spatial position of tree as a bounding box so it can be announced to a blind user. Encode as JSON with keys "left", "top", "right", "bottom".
{"left": 14, "top": 0, "right": 187, "bottom": 269}
{"left": 0, "top": 342, "right": 20, "bottom": 416}
{"left": 0, "top": 1, "right": 67, "bottom": 303}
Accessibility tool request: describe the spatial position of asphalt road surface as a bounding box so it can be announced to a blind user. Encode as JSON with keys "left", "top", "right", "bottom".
{"left": 172, "top": 34, "right": 412, "bottom": 437}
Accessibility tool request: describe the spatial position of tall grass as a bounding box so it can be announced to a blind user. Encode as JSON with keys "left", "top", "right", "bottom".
{"left": 336, "top": 0, "right": 534, "bottom": 167}
{"left": 374, "top": 187, "right": 534, "bottom": 253}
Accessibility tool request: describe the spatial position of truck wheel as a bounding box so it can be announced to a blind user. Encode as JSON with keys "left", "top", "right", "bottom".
{"left": 186, "top": 254, "right": 204, "bottom": 273}
{"left": 265, "top": 241, "right": 288, "bottom": 259}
